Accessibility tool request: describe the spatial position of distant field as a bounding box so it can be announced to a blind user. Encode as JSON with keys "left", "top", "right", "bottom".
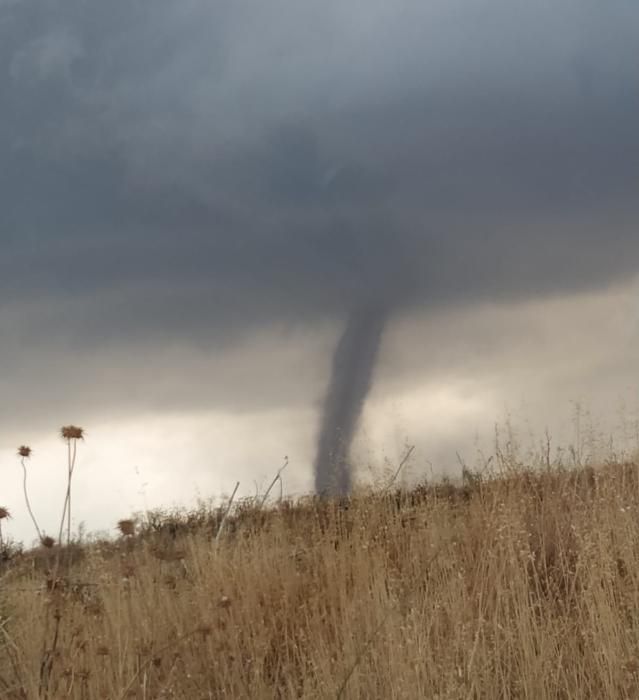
{"left": 2, "top": 460, "right": 639, "bottom": 699}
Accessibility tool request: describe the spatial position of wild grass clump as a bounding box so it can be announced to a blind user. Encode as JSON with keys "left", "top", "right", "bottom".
{"left": 2, "top": 457, "right": 639, "bottom": 698}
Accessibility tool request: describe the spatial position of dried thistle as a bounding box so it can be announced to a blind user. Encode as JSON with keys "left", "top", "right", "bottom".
{"left": 17, "top": 445, "right": 43, "bottom": 542}
{"left": 117, "top": 519, "right": 136, "bottom": 537}
{"left": 58, "top": 424, "right": 86, "bottom": 549}
{"left": 0, "top": 506, "right": 8, "bottom": 549}
{"left": 60, "top": 425, "right": 85, "bottom": 441}
{"left": 41, "top": 535, "right": 55, "bottom": 548}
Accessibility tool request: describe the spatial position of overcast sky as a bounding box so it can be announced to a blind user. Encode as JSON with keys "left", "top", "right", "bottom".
{"left": 2, "top": 0, "right": 639, "bottom": 544}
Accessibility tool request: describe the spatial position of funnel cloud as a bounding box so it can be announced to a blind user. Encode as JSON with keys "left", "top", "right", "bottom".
{"left": 314, "top": 305, "right": 388, "bottom": 495}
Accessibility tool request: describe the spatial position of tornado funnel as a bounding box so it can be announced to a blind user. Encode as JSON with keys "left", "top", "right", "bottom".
{"left": 314, "top": 304, "right": 387, "bottom": 496}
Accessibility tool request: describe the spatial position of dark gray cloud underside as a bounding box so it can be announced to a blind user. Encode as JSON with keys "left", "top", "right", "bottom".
{"left": 1, "top": 0, "right": 638, "bottom": 362}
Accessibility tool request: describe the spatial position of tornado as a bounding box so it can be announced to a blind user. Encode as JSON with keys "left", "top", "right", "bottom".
{"left": 314, "top": 304, "right": 388, "bottom": 496}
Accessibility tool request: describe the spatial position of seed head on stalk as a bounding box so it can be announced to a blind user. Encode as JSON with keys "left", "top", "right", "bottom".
{"left": 17, "top": 445, "right": 43, "bottom": 543}
{"left": 58, "top": 426, "right": 85, "bottom": 547}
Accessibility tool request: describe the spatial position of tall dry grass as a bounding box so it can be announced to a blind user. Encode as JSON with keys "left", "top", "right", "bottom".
{"left": 2, "top": 460, "right": 639, "bottom": 698}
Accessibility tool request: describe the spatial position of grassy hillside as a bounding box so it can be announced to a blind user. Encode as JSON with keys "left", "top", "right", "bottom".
{"left": 2, "top": 460, "right": 639, "bottom": 698}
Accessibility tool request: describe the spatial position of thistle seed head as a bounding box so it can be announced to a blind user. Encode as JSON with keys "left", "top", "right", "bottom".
{"left": 61, "top": 425, "right": 85, "bottom": 441}
{"left": 17, "top": 445, "right": 32, "bottom": 458}
{"left": 117, "top": 519, "right": 135, "bottom": 537}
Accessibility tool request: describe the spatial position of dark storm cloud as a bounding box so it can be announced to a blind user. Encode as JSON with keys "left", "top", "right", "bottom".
{"left": 2, "top": 0, "right": 639, "bottom": 350}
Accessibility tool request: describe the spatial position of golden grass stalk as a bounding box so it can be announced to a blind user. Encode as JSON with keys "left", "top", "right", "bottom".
{"left": 215, "top": 481, "right": 240, "bottom": 543}
{"left": 4, "top": 460, "right": 639, "bottom": 698}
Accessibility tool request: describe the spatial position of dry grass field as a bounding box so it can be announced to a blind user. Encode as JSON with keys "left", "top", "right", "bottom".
{"left": 3, "top": 456, "right": 639, "bottom": 699}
